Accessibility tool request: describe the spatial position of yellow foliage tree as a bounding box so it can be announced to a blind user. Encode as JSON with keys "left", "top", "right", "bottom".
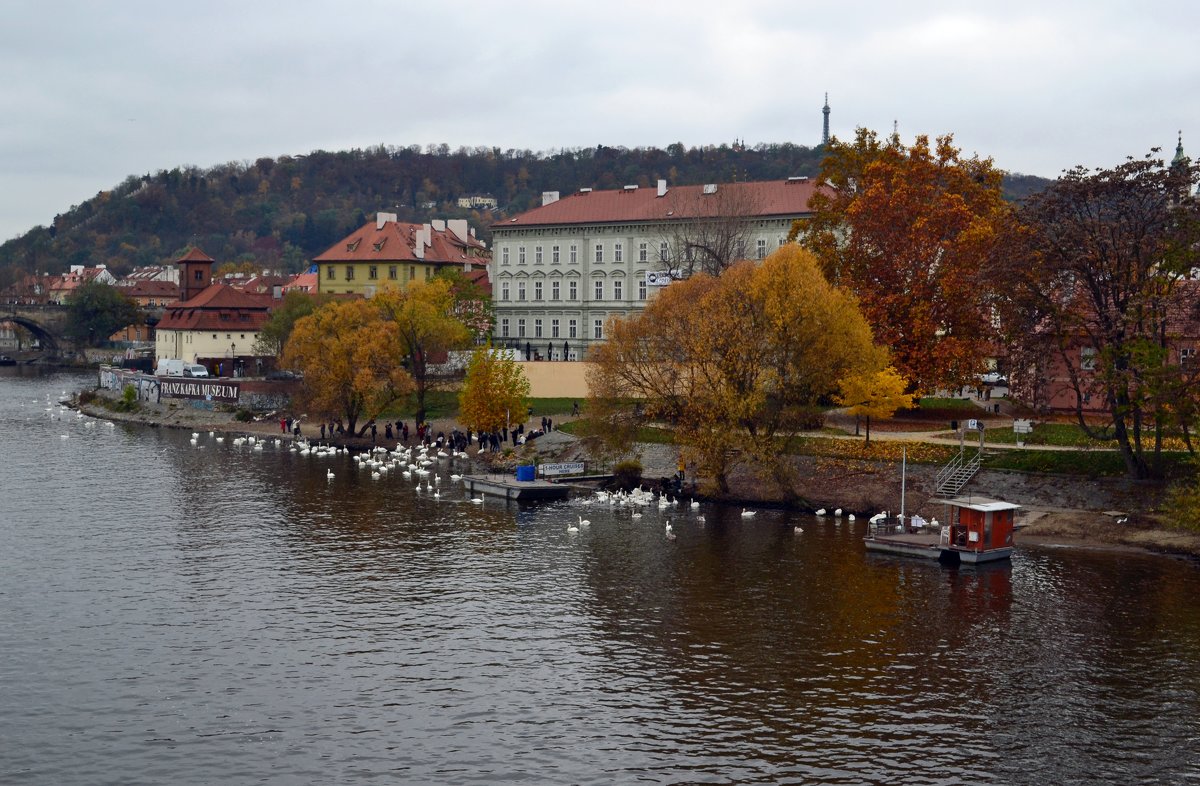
{"left": 374, "top": 278, "right": 472, "bottom": 424}
{"left": 835, "top": 366, "right": 916, "bottom": 444}
{"left": 589, "top": 245, "right": 887, "bottom": 493}
{"left": 282, "top": 298, "right": 413, "bottom": 435}
{"left": 458, "top": 344, "right": 530, "bottom": 435}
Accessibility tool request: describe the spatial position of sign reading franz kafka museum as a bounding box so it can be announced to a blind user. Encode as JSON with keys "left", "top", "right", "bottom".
{"left": 160, "top": 379, "right": 240, "bottom": 403}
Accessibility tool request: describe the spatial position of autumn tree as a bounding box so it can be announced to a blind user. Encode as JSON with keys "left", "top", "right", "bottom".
{"left": 999, "top": 149, "right": 1200, "bottom": 479}
{"left": 65, "top": 280, "right": 143, "bottom": 346}
{"left": 801, "top": 129, "right": 1012, "bottom": 393}
{"left": 589, "top": 245, "right": 888, "bottom": 493}
{"left": 836, "top": 366, "right": 916, "bottom": 443}
{"left": 458, "top": 344, "right": 530, "bottom": 435}
{"left": 282, "top": 298, "right": 413, "bottom": 435}
{"left": 374, "top": 278, "right": 472, "bottom": 424}
{"left": 253, "top": 289, "right": 331, "bottom": 357}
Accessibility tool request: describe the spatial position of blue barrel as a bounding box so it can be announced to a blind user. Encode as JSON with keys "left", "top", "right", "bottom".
{"left": 515, "top": 465, "right": 536, "bottom": 482}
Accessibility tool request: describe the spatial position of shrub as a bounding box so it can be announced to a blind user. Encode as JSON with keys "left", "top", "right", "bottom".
{"left": 612, "top": 459, "right": 643, "bottom": 490}
{"left": 234, "top": 409, "right": 254, "bottom": 422}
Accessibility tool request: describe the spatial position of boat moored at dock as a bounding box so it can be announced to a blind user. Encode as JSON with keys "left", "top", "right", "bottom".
{"left": 865, "top": 496, "right": 1019, "bottom": 564}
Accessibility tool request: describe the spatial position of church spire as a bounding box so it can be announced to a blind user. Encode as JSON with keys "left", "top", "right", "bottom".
{"left": 822, "top": 93, "right": 830, "bottom": 146}
{"left": 1172, "top": 130, "right": 1187, "bottom": 167}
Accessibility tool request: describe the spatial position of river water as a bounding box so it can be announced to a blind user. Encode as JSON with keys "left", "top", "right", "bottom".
{"left": 2, "top": 368, "right": 1199, "bottom": 785}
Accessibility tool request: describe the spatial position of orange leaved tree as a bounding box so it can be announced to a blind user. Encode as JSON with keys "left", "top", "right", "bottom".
{"left": 282, "top": 298, "right": 413, "bottom": 435}
{"left": 374, "top": 278, "right": 472, "bottom": 424}
{"left": 589, "top": 245, "right": 888, "bottom": 493}
{"left": 801, "top": 129, "right": 1012, "bottom": 394}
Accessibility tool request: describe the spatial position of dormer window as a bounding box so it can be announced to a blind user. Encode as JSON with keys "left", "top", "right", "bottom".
{"left": 373, "top": 240, "right": 385, "bottom": 252}
{"left": 347, "top": 239, "right": 361, "bottom": 252}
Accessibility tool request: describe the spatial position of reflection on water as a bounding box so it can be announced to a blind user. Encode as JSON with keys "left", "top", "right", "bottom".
{"left": 1, "top": 370, "right": 1199, "bottom": 784}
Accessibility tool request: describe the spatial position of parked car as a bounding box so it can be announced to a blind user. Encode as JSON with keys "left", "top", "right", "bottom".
{"left": 266, "top": 369, "right": 303, "bottom": 380}
{"left": 980, "top": 371, "right": 1007, "bottom": 386}
{"left": 183, "top": 364, "right": 210, "bottom": 378}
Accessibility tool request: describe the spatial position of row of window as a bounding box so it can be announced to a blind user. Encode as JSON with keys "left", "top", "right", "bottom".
{"left": 500, "top": 239, "right": 780, "bottom": 266}
{"left": 499, "top": 279, "right": 647, "bottom": 302}
{"left": 324, "top": 265, "right": 432, "bottom": 282}
{"left": 498, "top": 317, "right": 604, "bottom": 340}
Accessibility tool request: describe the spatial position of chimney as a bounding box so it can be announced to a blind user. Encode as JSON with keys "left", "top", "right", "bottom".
{"left": 463, "top": 261, "right": 473, "bottom": 273}
{"left": 447, "top": 219, "right": 470, "bottom": 243}
{"left": 376, "top": 212, "right": 397, "bottom": 229}
{"left": 542, "top": 191, "right": 560, "bottom": 206}
{"left": 432, "top": 219, "right": 446, "bottom": 232}
{"left": 657, "top": 179, "right": 668, "bottom": 197}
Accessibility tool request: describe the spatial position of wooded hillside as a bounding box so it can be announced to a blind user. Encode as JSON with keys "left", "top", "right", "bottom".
{"left": 0, "top": 142, "right": 1048, "bottom": 287}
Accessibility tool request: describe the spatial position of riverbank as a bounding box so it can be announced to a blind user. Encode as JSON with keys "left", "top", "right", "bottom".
{"left": 71, "top": 386, "right": 1200, "bottom": 560}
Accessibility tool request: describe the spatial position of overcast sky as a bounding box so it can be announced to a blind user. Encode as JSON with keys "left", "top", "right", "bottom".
{"left": 2, "top": 0, "right": 1197, "bottom": 241}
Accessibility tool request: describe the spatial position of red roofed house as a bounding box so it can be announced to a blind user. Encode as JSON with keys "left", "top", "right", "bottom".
{"left": 154, "top": 248, "right": 274, "bottom": 374}
{"left": 490, "top": 178, "right": 820, "bottom": 359}
{"left": 47, "top": 265, "right": 117, "bottom": 304}
{"left": 314, "top": 214, "right": 488, "bottom": 298}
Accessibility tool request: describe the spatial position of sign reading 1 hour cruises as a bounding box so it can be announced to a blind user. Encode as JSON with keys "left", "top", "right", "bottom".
{"left": 645, "top": 271, "right": 677, "bottom": 287}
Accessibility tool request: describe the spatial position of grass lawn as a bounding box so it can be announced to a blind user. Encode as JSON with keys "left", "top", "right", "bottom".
{"left": 917, "top": 397, "right": 980, "bottom": 411}
{"left": 984, "top": 421, "right": 1116, "bottom": 448}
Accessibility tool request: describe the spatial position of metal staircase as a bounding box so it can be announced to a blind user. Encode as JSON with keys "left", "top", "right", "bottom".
{"left": 935, "top": 451, "right": 981, "bottom": 496}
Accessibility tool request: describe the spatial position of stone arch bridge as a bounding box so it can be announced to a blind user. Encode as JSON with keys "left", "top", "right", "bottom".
{"left": 2, "top": 303, "right": 163, "bottom": 359}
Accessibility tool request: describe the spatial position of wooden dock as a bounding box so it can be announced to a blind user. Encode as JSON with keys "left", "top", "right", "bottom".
{"left": 462, "top": 473, "right": 571, "bottom": 502}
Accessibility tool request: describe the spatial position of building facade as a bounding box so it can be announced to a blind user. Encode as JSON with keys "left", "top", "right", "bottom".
{"left": 154, "top": 249, "right": 274, "bottom": 371}
{"left": 489, "top": 178, "right": 820, "bottom": 359}
{"left": 314, "top": 214, "right": 488, "bottom": 297}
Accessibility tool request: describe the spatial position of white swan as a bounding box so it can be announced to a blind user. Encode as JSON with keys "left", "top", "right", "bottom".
{"left": 834, "top": 508, "right": 843, "bottom": 517}
{"left": 794, "top": 524, "right": 804, "bottom": 534}
{"left": 470, "top": 497, "right": 484, "bottom": 504}
{"left": 578, "top": 515, "right": 590, "bottom": 527}
{"left": 665, "top": 520, "right": 676, "bottom": 540}
{"left": 847, "top": 513, "right": 856, "bottom": 521}
{"left": 741, "top": 509, "right": 756, "bottom": 518}
{"left": 815, "top": 508, "right": 826, "bottom": 516}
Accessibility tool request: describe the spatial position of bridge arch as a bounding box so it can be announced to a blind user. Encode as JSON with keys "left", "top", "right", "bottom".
{"left": 1, "top": 315, "right": 62, "bottom": 356}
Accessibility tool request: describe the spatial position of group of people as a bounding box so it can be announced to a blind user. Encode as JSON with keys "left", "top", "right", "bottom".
{"left": 279, "top": 406, "right": 581, "bottom": 454}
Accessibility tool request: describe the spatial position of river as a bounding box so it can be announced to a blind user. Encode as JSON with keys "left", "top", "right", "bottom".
{"left": 2, "top": 368, "right": 1199, "bottom": 785}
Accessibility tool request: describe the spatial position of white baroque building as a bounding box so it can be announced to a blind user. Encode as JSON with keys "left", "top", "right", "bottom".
{"left": 490, "top": 178, "right": 820, "bottom": 359}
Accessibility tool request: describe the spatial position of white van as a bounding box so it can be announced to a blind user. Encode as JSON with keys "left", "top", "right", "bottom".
{"left": 155, "top": 359, "right": 185, "bottom": 377}
{"left": 184, "top": 364, "right": 209, "bottom": 378}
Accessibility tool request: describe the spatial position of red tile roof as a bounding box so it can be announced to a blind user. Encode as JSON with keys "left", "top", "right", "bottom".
{"left": 121, "top": 280, "right": 180, "bottom": 300}
{"left": 283, "top": 271, "right": 319, "bottom": 292}
{"left": 314, "top": 218, "right": 488, "bottom": 265}
{"left": 176, "top": 247, "right": 216, "bottom": 263}
{"left": 494, "top": 179, "right": 824, "bottom": 229}
{"left": 157, "top": 283, "right": 274, "bottom": 332}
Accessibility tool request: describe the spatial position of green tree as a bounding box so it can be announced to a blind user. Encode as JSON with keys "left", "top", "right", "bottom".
{"left": 458, "top": 344, "right": 530, "bottom": 435}
{"left": 282, "top": 298, "right": 413, "bottom": 435}
{"left": 253, "top": 289, "right": 330, "bottom": 357}
{"left": 65, "top": 280, "right": 143, "bottom": 346}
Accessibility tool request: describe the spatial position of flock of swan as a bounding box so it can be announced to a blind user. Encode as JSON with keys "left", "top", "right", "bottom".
{"left": 46, "top": 396, "right": 884, "bottom": 537}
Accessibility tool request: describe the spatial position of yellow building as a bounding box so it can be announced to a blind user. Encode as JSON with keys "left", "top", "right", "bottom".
{"left": 314, "top": 213, "right": 488, "bottom": 297}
